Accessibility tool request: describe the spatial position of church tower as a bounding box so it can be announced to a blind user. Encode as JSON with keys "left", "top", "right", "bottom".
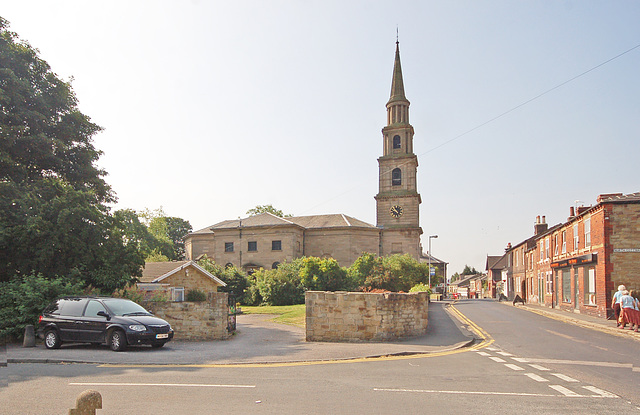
{"left": 375, "top": 41, "right": 423, "bottom": 258}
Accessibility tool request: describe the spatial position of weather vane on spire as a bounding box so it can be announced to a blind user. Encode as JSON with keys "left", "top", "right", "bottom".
{"left": 396, "top": 26, "right": 399, "bottom": 44}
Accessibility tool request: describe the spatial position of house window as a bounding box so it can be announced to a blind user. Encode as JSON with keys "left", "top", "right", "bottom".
{"left": 272, "top": 262, "right": 280, "bottom": 269}
{"left": 573, "top": 224, "right": 579, "bottom": 251}
{"left": 225, "top": 242, "right": 234, "bottom": 253}
{"left": 584, "top": 218, "right": 591, "bottom": 247}
{"left": 562, "top": 269, "right": 571, "bottom": 303}
{"left": 545, "top": 238, "right": 550, "bottom": 259}
{"left": 171, "top": 287, "right": 185, "bottom": 302}
{"left": 561, "top": 231, "right": 566, "bottom": 254}
{"left": 225, "top": 263, "right": 234, "bottom": 269}
{"left": 554, "top": 235, "right": 559, "bottom": 256}
{"left": 393, "top": 135, "right": 401, "bottom": 149}
{"left": 584, "top": 267, "right": 596, "bottom": 305}
{"left": 392, "top": 168, "right": 402, "bottom": 186}
{"left": 272, "top": 240, "right": 282, "bottom": 251}
{"left": 539, "top": 241, "right": 543, "bottom": 261}
{"left": 248, "top": 241, "right": 257, "bottom": 252}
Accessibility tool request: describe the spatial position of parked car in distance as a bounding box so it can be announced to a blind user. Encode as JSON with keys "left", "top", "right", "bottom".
{"left": 38, "top": 297, "right": 174, "bottom": 351}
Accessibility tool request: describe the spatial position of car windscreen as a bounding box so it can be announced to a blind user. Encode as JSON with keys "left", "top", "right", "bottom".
{"left": 102, "top": 299, "right": 151, "bottom": 316}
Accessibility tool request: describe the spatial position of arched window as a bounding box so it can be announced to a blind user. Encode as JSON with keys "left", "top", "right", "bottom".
{"left": 393, "top": 135, "right": 401, "bottom": 149}
{"left": 225, "top": 263, "right": 234, "bottom": 269}
{"left": 272, "top": 262, "right": 280, "bottom": 269}
{"left": 392, "top": 168, "right": 402, "bottom": 186}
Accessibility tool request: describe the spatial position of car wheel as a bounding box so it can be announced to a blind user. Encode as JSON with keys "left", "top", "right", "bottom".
{"left": 109, "top": 329, "right": 127, "bottom": 352}
{"left": 151, "top": 342, "right": 165, "bottom": 349}
{"left": 44, "top": 329, "right": 61, "bottom": 349}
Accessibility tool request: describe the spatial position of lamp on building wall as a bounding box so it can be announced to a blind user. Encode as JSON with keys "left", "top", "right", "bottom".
{"left": 428, "top": 235, "right": 438, "bottom": 288}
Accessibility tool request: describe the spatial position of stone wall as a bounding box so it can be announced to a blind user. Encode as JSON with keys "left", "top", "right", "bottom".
{"left": 305, "top": 291, "right": 429, "bottom": 342}
{"left": 143, "top": 292, "right": 229, "bottom": 341}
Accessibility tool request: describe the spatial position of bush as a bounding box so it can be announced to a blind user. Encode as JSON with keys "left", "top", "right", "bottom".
{"left": 197, "top": 256, "right": 249, "bottom": 304}
{"left": 186, "top": 289, "right": 207, "bottom": 302}
{"left": 253, "top": 262, "right": 305, "bottom": 306}
{"left": 0, "top": 275, "right": 85, "bottom": 339}
{"left": 409, "top": 283, "right": 431, "bottom": 294}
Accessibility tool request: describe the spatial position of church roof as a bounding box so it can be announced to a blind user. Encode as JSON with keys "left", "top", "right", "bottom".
{"left": 191, "top": 213, "right": 376, "bottom": 234}
{"left": 387, "top": 41, "right": 408, "bottom": 105}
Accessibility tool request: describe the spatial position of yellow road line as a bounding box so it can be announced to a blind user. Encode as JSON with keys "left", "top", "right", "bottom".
{"left": 100, "top": 305, "right": 492, "bottom": 369}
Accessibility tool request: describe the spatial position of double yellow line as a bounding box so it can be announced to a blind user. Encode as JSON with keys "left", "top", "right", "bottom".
{"left": 101, "top": 305, "right": 491, "bottom": 368}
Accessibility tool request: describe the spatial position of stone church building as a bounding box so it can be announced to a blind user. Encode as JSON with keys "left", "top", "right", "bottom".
{"left": 185, "top": 41, "right": 433, "bottom": 272}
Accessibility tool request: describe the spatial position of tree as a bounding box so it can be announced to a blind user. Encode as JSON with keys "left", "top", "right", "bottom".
{"left": 139, "top": 207, "right": 192, "bottom": 260}
{"left": 246, "top": 204, "right": 292, "bottom": 218}
{"left": 461, "top": 265, "right": 479, "bottom": 276}
{"left": 0, "top": 18, "right": 143, "bottom": 291}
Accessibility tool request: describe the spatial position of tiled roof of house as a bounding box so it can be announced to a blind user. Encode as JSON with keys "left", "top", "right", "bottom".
{"left": 598, "top": 191, "right": 640, "bottom": 203}
{"left": 140, "top": 261, "right": 189, "bottom": 282}
{"left": 140, "top": 261, "right": 226, "bottom": 286}
{"left": 191, "top": 213, "right": 376, "bottom": 234}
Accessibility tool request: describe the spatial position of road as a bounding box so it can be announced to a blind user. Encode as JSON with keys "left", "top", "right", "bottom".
{"left": 3, "top": 300, "right": 639, "bottom": 414}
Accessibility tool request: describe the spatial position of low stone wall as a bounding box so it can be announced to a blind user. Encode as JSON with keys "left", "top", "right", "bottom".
{"left": 143, "top": 292, "right": 229, "bottom": 341}
{"left": 305, "top": 291, "right": 429, "bottom": 342}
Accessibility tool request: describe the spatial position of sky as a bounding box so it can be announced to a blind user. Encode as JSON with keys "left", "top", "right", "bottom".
{"left": 3, "top": 1, "right": 639, "bottom": 277}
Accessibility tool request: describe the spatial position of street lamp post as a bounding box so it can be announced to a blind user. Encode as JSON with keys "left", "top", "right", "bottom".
{"left": 428, "top": 235, "right": 438, "bottom": 288}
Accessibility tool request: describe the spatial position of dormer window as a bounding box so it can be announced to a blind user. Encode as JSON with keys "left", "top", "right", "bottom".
{"left": 392, "top": 168, "right": 402, "bottom": 186}
{"left": 393, "top": 135, "right": 401, "bottom": 149}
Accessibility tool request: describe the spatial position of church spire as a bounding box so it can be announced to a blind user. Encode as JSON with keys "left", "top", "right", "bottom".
{"left": 388, "top": 41, "right": 407, "bottom": 105}
{"left": 386, "top": 41, "right": 410, "bottom": 126}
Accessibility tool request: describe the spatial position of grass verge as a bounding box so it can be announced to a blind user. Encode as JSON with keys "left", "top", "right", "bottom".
{"left": 240, "top": 304, "right": 305, "bottom": 328}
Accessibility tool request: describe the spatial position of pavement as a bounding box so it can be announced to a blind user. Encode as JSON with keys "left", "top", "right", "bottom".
{"left": 5, "top": 299, "right": 639, "bottom": 366}
{"left": 501, "top": 299, "right": 640, "bottom": 342}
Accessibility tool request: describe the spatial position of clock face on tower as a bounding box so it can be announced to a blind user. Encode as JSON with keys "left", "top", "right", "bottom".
{"left": 390, "top": 205, "right": 403, "bottom": 218}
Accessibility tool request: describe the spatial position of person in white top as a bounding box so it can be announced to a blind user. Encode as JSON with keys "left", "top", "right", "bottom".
{"left": 619, "top": 290, "right": 636, "bottom": 330}
{"left": 612, "top": 285, "right": 626, "bottom": 327}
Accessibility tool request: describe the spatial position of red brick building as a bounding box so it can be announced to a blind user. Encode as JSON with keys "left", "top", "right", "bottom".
{"left": 502, "top": 192, "right": 640, "bottom": 319}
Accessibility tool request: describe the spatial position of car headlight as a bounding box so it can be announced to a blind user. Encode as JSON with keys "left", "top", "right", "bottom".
{"left": 128, "top": 324, "right": 146, "bottom": 332}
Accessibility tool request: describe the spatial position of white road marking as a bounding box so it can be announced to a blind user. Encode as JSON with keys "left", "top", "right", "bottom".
{"left": 476, "top": 351, "right": 491, "bottom": 356}
{"left": 551, "top": 373, "right": 579, "bottom": 382}
{"left": 489, "top": 357, "right": 506, "bottom": 363}
{"left": 69, "top": 382, "right": 256, "bottom": 388}
{"left": 529, "top": 364, "right": 550, "bottom": 371}
{"left": 582, "top": 386, "right": 618, "bottom": 398}
{"left": 374, "top": 388, "right": 617, "bottom": 399}
{"left": 374, "top": 388, "right": 558, "bottom": 397}
{"left": 504, "top": 364, "right": 524, "bottom": 371}
{"left": 549, "top": 385, "right": 582, "bottom": 397}
{"left": 525, "top": 373, "right": 549, "bottom": 382}
{"left": 486, "top": 347, "right": 499, "bottom": 351}
{"left": 512, "top": 357, "right": 632, "bottom": 369}
{"left": 496, "top": 351, "right": 514, "bottom": 356}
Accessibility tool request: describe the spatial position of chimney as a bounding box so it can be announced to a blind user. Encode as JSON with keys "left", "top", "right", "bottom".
{"left": 505, "top": 242, "right": 512, "bottom": 252}
{"left": 534, "top": 215, "right": 548, "bottom": 235}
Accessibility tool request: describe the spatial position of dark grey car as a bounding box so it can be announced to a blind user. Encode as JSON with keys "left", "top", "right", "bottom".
{"left": 38, "top": 297, "right": 174, "bottom": 351}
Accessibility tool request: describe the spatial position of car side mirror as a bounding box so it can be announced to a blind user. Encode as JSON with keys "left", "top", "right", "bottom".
{"left": 97, "top": 311, "right": 111, "bottom": 320}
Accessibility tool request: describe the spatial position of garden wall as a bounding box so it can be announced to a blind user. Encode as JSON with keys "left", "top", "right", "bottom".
{"left": 142, "top": 292, "right": 229, "bottom": 341}
{"left": 305, "top": 291, "right": 429, "bottom": 342}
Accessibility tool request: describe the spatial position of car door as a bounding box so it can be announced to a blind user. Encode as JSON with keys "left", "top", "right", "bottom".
{"left": 82, "top": 300, "right": 110, "bottom": 343}
{"left": 57, "top": 298, "right": 89, "bottom": 342}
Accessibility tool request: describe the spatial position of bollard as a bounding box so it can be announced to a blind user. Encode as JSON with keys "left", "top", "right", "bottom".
{"left": 69, "top": 389, "right": 102, "bottom": 415}
{"left": 23, "top": 325, "right": 36, "bottom": 347}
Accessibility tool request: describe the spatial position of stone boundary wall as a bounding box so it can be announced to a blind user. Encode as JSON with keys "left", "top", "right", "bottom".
{"left": 142, "top": 292, "right": 229, "bottom": 341}
{"left": 305, "top": 291, "right": 429, "bottom": 342}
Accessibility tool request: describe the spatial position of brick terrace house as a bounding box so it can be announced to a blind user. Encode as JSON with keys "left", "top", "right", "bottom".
{"left": 498, "top": 192, "right": 640, "bottom": 319}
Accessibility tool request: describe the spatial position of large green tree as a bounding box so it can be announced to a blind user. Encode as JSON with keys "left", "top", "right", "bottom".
{"left": 139, "top": 207, "right": 192, "bottom": 260}
{"left": 0, "top": 18, "right": 143, "bottom": 290}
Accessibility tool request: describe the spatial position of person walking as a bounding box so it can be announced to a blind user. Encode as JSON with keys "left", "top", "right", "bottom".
{"left": 629, "top": 289, "right": 640, "bottom": 332}
{"left": 618, "top": 290, "right": 635, "bottom": 330}
{"left": 612, "top": 285, "right": 626, "bottom": 326}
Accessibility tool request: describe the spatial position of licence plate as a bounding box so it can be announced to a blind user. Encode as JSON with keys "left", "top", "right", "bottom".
{"left": 156, "top": 333, "right": 169, "bottom": 339}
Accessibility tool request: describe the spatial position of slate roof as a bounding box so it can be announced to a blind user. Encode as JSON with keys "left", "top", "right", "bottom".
{"left": 599, "top": 192, "right": 640, "bottom": 203}
{"left": 191, "top": 212, "right": 377, "bottom": 234}
{"left": 140, "top": 261, "right": 226, "bottom": 286}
